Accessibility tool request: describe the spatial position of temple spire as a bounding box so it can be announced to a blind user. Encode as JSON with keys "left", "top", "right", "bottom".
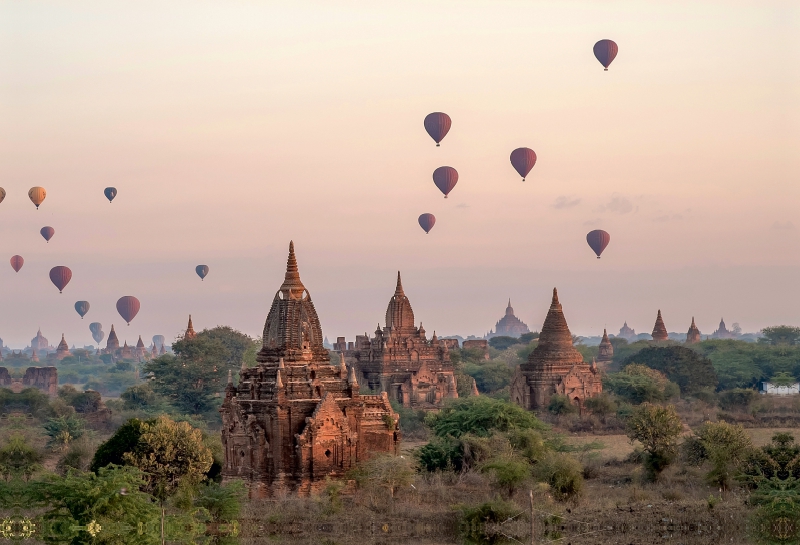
{"left": 280, "top": 241, "right": 306, "bottom": 299}
{"left": 551, "top": 287, "right": 559, "bottom": 306}
{"left": 185, "top": 315, "right": 196, "bottom": 339}
{"left": 395, "top": 271, "right": 404, "bottom": 296}
{"left": 348, "top": 363, "right": 359, "bottom": 388}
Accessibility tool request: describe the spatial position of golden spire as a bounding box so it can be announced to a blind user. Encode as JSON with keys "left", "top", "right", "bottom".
{"left": 279, "top": 241, "right": 306, "bottom": 299}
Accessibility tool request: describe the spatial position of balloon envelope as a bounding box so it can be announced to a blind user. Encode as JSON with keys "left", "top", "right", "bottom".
{"left": 593, "top": 39, "right": 618, "bottom": 70}
{"left": 424, "top": 112, "right": 451, "bottom": 146}
{"left": 510, "top": 148, "right": 537, "bottom": 181}
{"left": 40, "top": 226, "right": 55, "bottom": 242}
{"left": 89, "top": 322, "right": 103, "bottom": 335}
{"left": 116, "top": 296, "right": 141, "bottom": 325}
{"left": 104, "top": 187, "right": 117, "bottom": 203}
{"left": 586, "top": 230, "right": 611, "bottom": 258}
{"left": 0, "top": 187, "right": 5, "bottom": 204}
{"left": 28, "top": 187, "right": 46, "bottom": 209}
{"left": 418, "top": 213, "right": 436, "bottom": 234}
{"left": 49, "top": 266, "right": 72, "bottom": 293}
{"left": 74, "top": 301, "right": 90, "bottom": 319}
{"left": 432, "top": 167, "right": 458, "bottom": 198}
{"left": 92, "top": 330, "right": 105, "bottom": 344}
{"left": 10, "top": 255, "right": 23, "bottom": 272}
{"left": 152, "top": 334, "right": 165, "bottom": 348}
{"left": 196, "top": 265, "right": 209, "bottom": 280}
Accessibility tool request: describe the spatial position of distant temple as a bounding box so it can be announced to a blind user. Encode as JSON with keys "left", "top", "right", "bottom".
{"left": 184, "top": 315, "right": 197, "bottom": 340}
{"left": 618, "top": 322, "right": 636, "bottom": 341}
{"left": 651, "top": 310, "right": 669, "bottom": 342}
{"left": 342, "top": 273, "right": 459, "bottom": 408}
{"left": 220, "top": 242, "right": 400, "bottom": 497}
{"left": 510, "top": 289, "right": 602, "bottom": 411}
{"left": 486, "top": 300, "right": 530, "bottom": 339}
{"left": 712, "top": 318, "right": 735, "bottom": 339}
{"left": 106, "top": 325, "right": 120, "bottom": 352}
{"left": 31, "top": 329, "right": 53, "bottom": 354}
{"left": 55, "top": 334, "right": 71, "bottom": 360}
{"left": 0, "top": 366, "right": 58, "bottom": 397}
{"left": 597, "top": 329, "right": 613, "bottom": 368}
{"left": 686, "top": 318, "right": 701, "bottom": 344}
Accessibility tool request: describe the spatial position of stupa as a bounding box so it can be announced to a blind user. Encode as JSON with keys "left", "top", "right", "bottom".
{"left": 220, "top": 242, "right": 400, "bottom": 497}
{"left": 597, "top": 329, "right": 614, "bottom": 368}
{"left": 686, "top": 317, "right": 701, "bottom": 344}
{"left": 651, "top": 310, "right": 669, "bottom": 342}
{"left": 510, "top": 289, "right": 602, "bottom": 411}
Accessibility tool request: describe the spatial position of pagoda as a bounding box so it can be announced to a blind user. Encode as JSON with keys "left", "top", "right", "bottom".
{"left": 651, "top": 310, "right": 669, "bottom": 342}
{"left": 106, "top": 325, "right": 120, "bottom": 353}
{"left": 487, "top": 300, "right": 531, "bottom": 339}
{"left": 712, "top": 318, "right": 734, "bottom": 339}
{"left": 597, "top": 329, "right": 613, "bottom": 368}
{"left": 184, "top": 315, "right": 197, "bottom": 340}
{"left": 55, "top": 334, "right": 70, "bottom": 360}
{"left": 510, "top": 289, "right": 602, "bottom": 411}
{"left": 344, "top": 272, "right": 458, "bottom": 408}
{"left": 220, "top": 242, "right": 399, "bottom": 497}
{"left": 686, "top": 318, "right": 702, "bottom": 344}
{"left": 618, "top": 321, "right": 636, "bottom": 341}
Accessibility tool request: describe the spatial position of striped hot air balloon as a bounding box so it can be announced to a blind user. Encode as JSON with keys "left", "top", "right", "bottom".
{"left": 586, "top": 230, "right": 611, "bottom": 258}
{"left": 424, "top": 112, "right": 451, "bottom": 146}
{"left": 510, "top": 148, "right": 537, "bottom": 181}
{"left": 40, "top": 226, "right": 55, "bottom": 243}
{"left": 28, "top": 187, "right": 46, "bottom": 209}
{"left": 433, "top": 167, "right": 458, "bottom": 198}
{"left": 593, "top": 39, "right": 618, "bottom": 70}
{"left": 117, "top": 296, "right": 141, "bottom": 325}
{"left": 49, "top": 266, "right": 72, "bottom": 293}
{"left": 10, "top": 255, "right": 23, "bottom": 272}
{"left": 418, "top": 213, "right": 436, "bottom": 234}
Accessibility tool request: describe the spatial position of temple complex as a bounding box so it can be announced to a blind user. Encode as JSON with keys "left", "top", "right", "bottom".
{"left": 220, "top": 242, "right": 400, "bottom": 497}
{"left": 651, "top": 310, "right": 669, "bottom": 342}
{"left": 686, "top": 318, "right": 702, "bottom": 344}
{"left": 342, "top": 273, "right": 459, "bottom": 408}
{"left": 31, "top": 329, "right": 52, "bottom": 354}
{"left": 618, "top": 322, "right": 636, "bottom": 341}
{"left": 510, "top": 289, "right": 602, "bottom": 411}
{"left": 597, "top": 329, "right": 613, "bottom": 368}
{"left": 486, "top": 300, "right": 530, "bottom": 339}
{"left": 712, "top": 318, "right": 734, "bottom": 339}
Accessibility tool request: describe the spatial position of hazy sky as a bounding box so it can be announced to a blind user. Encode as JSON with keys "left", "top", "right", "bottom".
{"left": 1, "top": 1, "right": 798, "bottom": 348}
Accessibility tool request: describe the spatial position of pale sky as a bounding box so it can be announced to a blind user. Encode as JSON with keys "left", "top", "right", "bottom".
{"left": 1, "top": 1, "right": 798, "bottom": 348}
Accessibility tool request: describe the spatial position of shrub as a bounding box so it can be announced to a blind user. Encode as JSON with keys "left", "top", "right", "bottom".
{"left": 604, "top": 364, "right": 679, "bottom": 405}
{"left": 426, "top": 397, "right": 547, "bottom": 439}
{"left": 548, "top": 394, "right": 577, "bottom": 415}
{"left": 458, "top": 498, "right": 521, "bottom": 543}
{"left": 533, "top": 452, "right": 584, "bottom": 501}
{"left": 358, "top": 454, "right": 416, "bottom": 498}
{"left": 416, "top": 437, "right": 463, "bottom": 472}
{"left": 507, "top": 428, "right": 547, "bottom": 464}
{"left": 488, "top": 336, "right": 520, "bottom": 350}
{"left": 625, "top": 403, "right": 682, "bottom": 482}
{"left": 43, "top": 415, "right": 86, "bottom": 450}
{"left": 481, "top": 456, "right": 530, "bottom": 497}
{"left": 90, "top": 418, "right": 146, "bottom": 472}
{"left": 694, "top": 421, "right": 754, "bottom": 490}
{"left": 623, "top": 346, "right": 717, "bottom": 394}
{"left": 584, "top": 393, "right": 617, "bottom": 422}
{"left": 195, "top": 480, "right": 246, "bottom": 522}
{"left": 718, "top": 388, "right": 759, "bottom": 411}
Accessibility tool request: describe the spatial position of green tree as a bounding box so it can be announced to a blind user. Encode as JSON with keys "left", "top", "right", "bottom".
{"left": 195, "top": 480, "right": 246, "bottom": 523}
{"left": 625, "top": 403, "right": 683, "bottom": 481}
{"left": 463, "top": 360, "right": 514, "bottom": 393}
{"left": 518, "top": 331, "right": 539, "bottom": 344}
{"left": 91, "top": 419, "right": 146, "bottom": 473}
{"left": 623, "top": 346, "right": 717, "bottom": 395}
{"left": 718, "top": 388, "right": 759, "bottom": 411}
{"left": 532, "top": 452, "right": 584, "bottom": 501}
{"left": 604, "top": 364, "right": 679, "bottom": 404}
{"left": 488, "top": 336, "right": 520, "bottom": 350}
{"left": 584, "top": 393, "right": 617, "bottom": 423}
{"left": 43, "top": 415, "right": 86, "bottom": 451}
{"left": 197, "top": 326, "right": 256, "bottom": 370}
{"left": 0, "top": 434, "right": 43, "bottom": 482}
{"left": 547, "top": 394, "right": 577, "bottom": 415}
{"left": 358, "top": 454, "right": 416, "bottom": 499}
{"left": 481, "top": 456, "right": 530, "bottom": 497}
{"left": 143, "top": 335, "right": 227, "bottom": 415}
{"left": 694, "top": 421, "right": 754, "bottom": 490}
{"left": 760, "top": 326, "right": 800, "bottom": 346}
{"left": 426, "top": 397, "right": 547, "bottom": 439}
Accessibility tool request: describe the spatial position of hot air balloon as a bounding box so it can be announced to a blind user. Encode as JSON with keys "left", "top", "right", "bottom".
{"left": 104, "top": 187, "right": 117, "bottom": 203}
{"left": 424, "top": 112, "right": 451, "bottom": 146}
{"left": 0, "top": 187, "right": 5, "bottom": 204}
{"left": 196, "top": 265, "right": 209, "bottom": 281}
{"left": 433, "top": 167, "right": 458, "bottom": 198}
{"left": 586, "top": 230, "right": 611, "bottom": 258}
{"left": 92, "top": 329, "right": 105, "bottom": 344}
{"left": 10, "top": 255, "right": 23, "bottom": 272}
{"left": 28, "top": 187, "right": 46, "bottom": 210}
{"left": 593, "top": 39, "right": 618, "bottom": 70}
{"left": 49, "top": 266, "right": 72, "bottom": 293}
{"left": 510, "top": 148, "right": 537, "bottom": 181}
{"left": 418, "top": 213, "right": 436, "bottom": 234}
{"left": 153, "top": 334, "right": 165, "bottom": 349}
{"left": 89, "top": 322, "right": 102, "bottom": 335}
{"left": 117, "top": 296, "right": 140, "bottom": 325}
{"left": 40, "top": 226, "right": 55, "bottom": 243}
{"left": 74, "top": 301, "right": 90, "bottom": 319}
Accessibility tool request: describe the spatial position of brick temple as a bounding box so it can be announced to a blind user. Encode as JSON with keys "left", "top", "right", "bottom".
{"left": 651, "top": 310, "right": 669, "bottom": 342}
{"left": 486, "top": 299, "right": 530, "bottom": 339}
{"left": 342, "top": 272, "right": 459, "bottom": 408}
{"left": 597, "top": 328, "right": 613, "bottom": 368}
{"left": 220, "top": 242, "right": 400, "bottom": 497}
{"left": 510, "top": 288, "right": 602, "bottom": 411}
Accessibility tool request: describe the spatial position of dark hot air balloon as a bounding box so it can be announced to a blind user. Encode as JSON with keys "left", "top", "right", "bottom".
{"left": 49, "top": 266, "right": 72, "bottom": 293}
{"left": 28, "top": 187, "right": 46, "bottom": 209}
{"left": 40, "top": 226, "right": 55, "bottom": 243}
{"left": 424, "top": 112, "right": 451, "bottom": 146}
{"left": 104, "top": 187, "right": 117, "bottom": 203}
{"left": 74, "top": 301, "right": 90, "bottom": 319}
{"left": 93, "top": 330, "right": 105, "bottom": 344}
{"left": 117, "top": 296, "right": 140, "bottom": 325}
{"left": 196, "top": 265, "right": 209, "bottom": 281}
{"left": 593, "top": 39, "right": 618, "bottom": 70}
{"left": 153, "top": 334, "right": 165, "bottom": 349}
{"left": 89, "top": 322, "right": 102, "bottom": 335}
{"left": 0, "top": 188, "right": 5, "bottom": 204}
{"left": 10, "top": 255, "right": 23, "bottom": 272}
{"left": 432, "top": 167, "right": 458, "bottom": 198}
{"left": 586, "top": 230, "right": 611, "bottom": 258}
{"left": 510, "top": 148, "right": 537, "bottom": 181}
{"left": 418, "top": 213, "right": 436, "bottom": 234}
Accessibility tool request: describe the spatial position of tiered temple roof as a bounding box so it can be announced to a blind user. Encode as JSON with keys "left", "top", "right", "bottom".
{"left": 686, "top": 317, "right": 701, "bottom": 344}
{"left": 487, "top": 300, "right": 531, "bottom": 339}
{"left": 651, "top": 310, "right": 669, "bottom": 342}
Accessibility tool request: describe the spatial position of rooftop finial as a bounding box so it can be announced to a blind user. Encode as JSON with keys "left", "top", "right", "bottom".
{"left": 551, "top": 288, "right": 559, "bottom": 306}
{"left": 280, "top": 241, "right": 305, "bottom": 299}
{"left": 348, "top": 364, "right": 359, "bottom": 388}
{"left": 395, "top": 271, "right": 404, "bottom": 296}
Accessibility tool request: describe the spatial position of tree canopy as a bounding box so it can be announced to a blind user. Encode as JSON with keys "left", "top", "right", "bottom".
{"left": 623, "top": 346, "right": 717, "bottom": 394}
{"left": 425, "top": 397, "right": 547, "bottom": 439}
{"left": 759, "top": 326, "right": 800, "bottom": 346}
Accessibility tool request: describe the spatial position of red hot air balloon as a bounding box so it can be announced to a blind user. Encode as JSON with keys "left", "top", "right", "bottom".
{"left": 424, "top": 112, "right": 451, "bottom": 146}
{"left": 586, "top": 230, "right": 611, "bottom": 258}
{"left": 117, "top": 296, "right": 140, "bottom": 325}
{"left": 40, "top": 226, "right": 55, "bottom": 243}
{"left": 593, "top": 39, "right": 618, "bottom": 70}
{"left": 418, "top": 213, "right": 436, "bottom": 234}
{"left": 49, "top": 266, "right": 72, "bottom": 293}
{"left": 10, "top": 255, "right": 24, "bottom": 272}
{"left": 510, "top": 148, "right": 537, "bottom": 181}
{"left": 433, "top": 166, "right": 458, "bottom": 198}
